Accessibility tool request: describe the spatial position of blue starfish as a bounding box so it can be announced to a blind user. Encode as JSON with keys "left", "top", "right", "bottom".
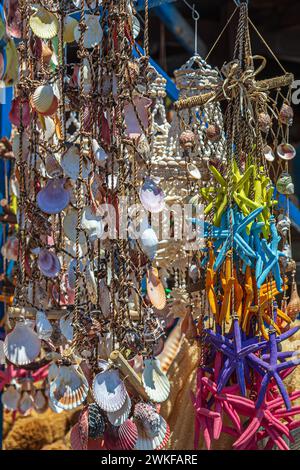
{"left": 205, "top": 318, "right": 268, "bottom": 396}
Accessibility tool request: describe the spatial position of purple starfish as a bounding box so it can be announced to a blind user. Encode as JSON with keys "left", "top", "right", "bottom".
{"left": 205, "top": 318, "right": 268, "bottom": 396}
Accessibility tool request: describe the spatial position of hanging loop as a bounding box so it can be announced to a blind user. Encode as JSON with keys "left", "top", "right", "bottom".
{"left": 233, "top": 0, "right": 249, "bottom": 5}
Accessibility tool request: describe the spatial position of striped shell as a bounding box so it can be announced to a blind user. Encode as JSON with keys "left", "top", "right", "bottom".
{"left": 142, "top": 358, "right": 170, "bottom": 403}
{"left": 29, "top": 7, "right": 59, "bottom": 39}
{"left": 134, "top": 402, "right": 160, "bottom": 438}
{"left": 135, "top": 415, "right": 170, "bottom": 450}
{"left": 107, "top": 392, "right": 131, "bottom": 426}
{"left": 93, "top": 369, "right": 127, "bottom": 413}
{"left": 4, "top": 322, "right": 41, "bottom": 366}
{"left": 104, "top": 420, "right": 138, "bottom": 451}
{"left": 49, "top": 365, "right": 89, "bottom": 410}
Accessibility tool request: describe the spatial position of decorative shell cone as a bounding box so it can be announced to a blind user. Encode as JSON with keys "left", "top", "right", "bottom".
{"left": 287, "top": 282, "right": 300, "bottom": 321}
{"left": 4, "top": 322, "right": 41, "bottom": 366}
{"left": 134, "top": 415, "right": 170, "bottom": 450}
{"left": 107, "top": 392, "right": 131, "bottom": 426}
{"left": 49, "top": 365, "right": 89, "bottom": 410}
{"left": 92, "top": 369, "right": 127, "bottom": 413}
{"left": 29, "top": 7, "right": 59, "bottom": 40}
{"left": 142, "top": 358, "right": 170, "bottom": 403}
{"left": 146, "top": 267, "right": 166, "bottom": 310}
{"left": 104, "top": 420, "right": 138, "bottom": 451}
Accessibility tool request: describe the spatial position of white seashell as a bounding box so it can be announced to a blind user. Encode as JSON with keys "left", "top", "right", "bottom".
{"left": 132, "top": 16, "right": 140, "bottom": 39}
{"left": 50, "top": 365, "right": 89, "bottom": 410}
{"left": 29, "top": 7, "right": 59, "bottom": 39}
{"left": 142, "top": 358, "right": 170, "bottom": 403}
{"left": 93, "top": 369, "right": 127, "bottom": 412}
{"left": 74, "top": 15, "right": 103, "bottom": 49}
{"left": 12, "top": 132, "right": 30, "bottom": 160}
{"left": 18, "top": 391, "right": 33, "bottom": 415}
{"left": 140, "top": 227, "right": 158, "bottom": 261}
{"left": 36, "top": 310, "right": 53, "bottom": 340}
{"left": 48, "top": 399, "right": 64, "bottom": 414}
{"left": 63, "top": 15, "right": 78, "bottom": 43}
{"left": 48, "top": 362, "right": 59, "bottom": 382}
{"left": 81, "top": 206, "right": 103, "bottom": 241}
{"left": 98, "top": 332, "right": 114, "bottom": 359}
{"left": 134, "top": 415, "right": 170, "bottom": 450}
{"left": 61, "top": 145, "right": 91, "bottom": 180}
{"left": 0, "top": 340, "right": 5, "bottom": 364}
{"left": 4, "top": 322, "right": 41, "bottom": 366}
{"left": 41, "top": 116, "right": 56, "bottom": 141}
{"left": 2, "top": 385, "right": 21, "bottom": 411}
{"left": 107, "top": 392, "right": 131, "bottom": 426}
{"left": 59, "top": 313, "right": 73, "bottom": 342}
{"left": 63, "top": 208, "right": 86, "bottom": 245}
{"left": 32, "top": 85, "right": 55, "bottom": 113}
{"left": 187, "top": 163, "right": 201, "bottom": 180}
{"left": 92, "top": 139, "right": 108, "bottom": 167}
{"left": 263, "top": 145, "right": 275, "bottom": 162}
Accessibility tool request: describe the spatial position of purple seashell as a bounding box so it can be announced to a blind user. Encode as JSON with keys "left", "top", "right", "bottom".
{"left": 139, "top": 178, "right": 165, "bottom": 214}
{"left": 37, "top": 178, "right": 70, "bottom": 214}
{"left": 38, "top": 249, "right": 61, "bottom": 278}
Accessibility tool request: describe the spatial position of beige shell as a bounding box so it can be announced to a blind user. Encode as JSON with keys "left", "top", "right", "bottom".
{"left": 187, "top": 163, "right": 201, "bottom": 180}
{"left": 287, "top": 281, "right": 300, "bottom": 321}
{"left": 32, "top": 85, "right": 55, "bottom": 113}
{"left": 63, "top": 15, "right": 78, "bottom": 43}
{"left": 146, "top": 267, "right": 166, "bottom": 310}
{"left": 142, "top": 358, "right": 170, "bottom": 403}
{"left": 29, "top": 7, "right": 59, "bottom": 40}
{"left": 49, "top": 365, "right": 89, "bottom": 410}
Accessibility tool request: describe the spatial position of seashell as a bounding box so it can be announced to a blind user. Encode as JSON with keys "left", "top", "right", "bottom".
{"left": 74, "top": 15, "right": 103, "bottom": 49}
{"left": 32, "top": 85, "right": 55, "bottom": 113}
{"left": 134, "top": 402, "right": 161, "bottom": 438}
{"left": 104, "top": 420, "right": 138, "bottom": 451}
{"left": 41, "top": 42, "right": 53, "bottom": 65}
{"left": 40, "top": 116, "right": 56, "bottom": 141}
{"left": 36, "top": 310, "right": 53, "bottom": 340}
{"left": 187, "top": 163, "right": 201, "bottom": 180}
{"left": 287, "top": 280, "right": 300, "bottom": 321}
{"left": 140, "top": 178, "right": 165, "bottom": 213}
{"left": 179, "top": 130, "right": 196, "bottom": 150}
{"left": 29, "top": 7, "right": 59, "bottom": 39}
{"left": 107, "top": 392, "right": 131, "bottom": 426}
{"left": 134, "top": 414, "right": 170, "bottom": 450}
{"left": 263, "top": 145, "right": 275, "bottom": 162}
{"left": 1, "top": 385, "right": 21, "bottom": 411}
{"left": 38, "top": 249, "right": 61, "bottom": 278}
{"left": 124, "top": 96, "right": 152, "bottom": 139}
{"left": 146, "top": 267, "right": 166, "bottom": 311}
{"left": 48, "top": 399, "right": 64, "bottom": 414}
{"left": 9, "top": 97, "right": 31, "bottom": 128}
{"left": 132, "top": 16, "right": 140, "bottom": 39}
{"left": 59, "top": 313, "right": 73, "bottom": 342}
{"left": 276, "top": 171, "right": 294, "bottom": 195}
{"left": 206, "top": 124, "right": 221, "bottom": 142}
{"left": 18, "top": 391, "right": 33, "bottom": 415}
{"left": 37, "top": 178, "right": 70, "bottom": 214}
{"left": 277, "top": 143, "right": 296, "bottom": 161}
{"left": 93, "top": 368, "right": 127, "bottom": 413}
{"left": 70, "top": 423, "right": 85, "bottom": 450}
{"left": 92, "top": 139, "right": 108, "bottom": 167}
{"left": 78, "top": 406, "right": 89, "bottom": 450}
{"left": 142, "top": 358, "right": 170, "bottom": 403}
{"left": 12, "top": 131, "right": 30, "bottom": 160}
{"left": 140, "top": 227, "right": 158, "bottom": 261}
{"left": 34, "top": 389, "right": 48, "bottom": 413}
{"left": 85, "top": 261, "right": 97, "bottom": 304}
{"left": 52, "top": 273, "right": 75, "bottom": 307}
{"left": 279, "top": 103, "right": 293, "bottom": 126}
{"left": 258, "top": 112, "right": 271, "bottom": 133}
{"left": 63, "top": 208, "right": 86, "bottom": 245}
{"left": 49, "top": 365, "right": 89, "bottom": 410}
{"left": 48, "top": 362, "right": 59, "bottom": 382}
{"left": 61, "top": 145, "right": 91, "bottom": 180}
{"left": 4, "top": 322, "right": 41, "bottom": 366}
{"left": 45, "top": 153, "right": 63, "bottom": 178}
{"left": 64, "top": 15, "right": 78, "bottom": 43}
{"left": 88, "top": 403, "right": 106, "bottom": 439}
{"left": 277, "top": 214, "right": 291, "bottom": 239}
{"left": 81, "top": 206, "right": 103, "bottom": 241}
{"left": 0, "top": 340, "right": 5, "bottom": 364}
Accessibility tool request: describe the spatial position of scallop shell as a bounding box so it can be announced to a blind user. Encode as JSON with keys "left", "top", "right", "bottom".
{"left": 59, "top": 313, "right": 73, "bottom": 342}
{"left": 32, "top": 85, "right": 55, "bottom": 113}
{"left": 9, "top": 97, "right": 30, "bottom": 128}
{"left": 61, "top": 145, "right": 91, "bottom": 180}
{"left": 38, "top": 249, "right": 61, "bottom": 278}
{"left": 71, "top": 423, "right": 106, "bottom": 450}
{"left": 124, "top": 96, "right": 152, "bottom": 139}
{"left": 134, "top": 415, "right": 170, "bottom": 450}
{"left": 37, "top": 179, "right": 70, "bottom": 214}
{"left": 107, "top": 392, "right": 131, "bottom": 426}
{"left": 277, "top": 143, "right": 296, "bottom": 161}
{"left": 29, "top": 7, "right": 59, "bottom": 39}
{"left": 74, "top": 15, "right": 103, "bottom": 49}
{"left": 64, "top": 15, "right": 78, "bottom": 43}
{"left": 36, "top": 310, "right": 53, "bottom": 340}
{"left": 93, "top": 369, "right": 127, "bottom": 413}
{"left": 263, "top": 145, "right": 275, "bottom": 162}
{"left": 4, "top": 322, "right": 41, "bottom": 366}
{"left": 146, "top": 267, "right": 166, "bottom": 310}
{"left": 187, "top": 163, "right": 201, "bottom": 180}
{"left": 140, "top": 227, "right": 158, "bottom": 261}
{"left": 104, "top": 420, "right": 138, "bottom": 451}
{"left": 63, "top": 208, "right": 86, "bottom": 245}
{"left": 134, "top": 402, "right": 161, "bottom": 438}
{"left": 40, "top": 116, "right": 56, "bottom": 141}
{"left": 1, "top": 385, "right": 21, "bottom": 411}
{"left": 92, "top": 139, "right": 108, "bottom": 167}
{"left": 140, "top": 178, "right": 165, "bottom": 213}
{"left": 81, "top": 206, "right": 103, "bottom": 241}
{"left": 142, "top": 358, "right": 170, "bottom": 403}
{"left": 50, "top": 365, "right": 89, "bottom": 410}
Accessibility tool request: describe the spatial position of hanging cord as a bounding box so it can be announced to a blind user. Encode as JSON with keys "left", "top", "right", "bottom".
{"left": 182, "top": 0, "right": 200, "bottom": 55}
{"left": 144, "top": 0, "right": 149, "bottom": 58}
{"left": 205, "top": 6, "right": 238, "bottom": 62}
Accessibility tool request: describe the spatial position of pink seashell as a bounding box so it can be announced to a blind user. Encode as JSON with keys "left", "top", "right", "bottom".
{"left": 70, "top": 423, "right": 84, "bottom": 450}
{"left": 124, "top": 96, "right": 152, "bottom": 139}
{"left": 37, "top": 178, "right": 70, "bottom": 214}
{"left": 39, "top": 96, "right": 59, "bottom": 117}
{"left": 5, "top": 0, "right": 23, "bottom": 39}
{"left": 139, "top": 178, "right": 165, "bottom": 213}
{"left": 104, "top": 420, "right": 138, "bottom": 450}
{"left": 38, "top": 248, "right": 61, "bottom": 278}
{"left": 9, "top": 97, "right": 31, "bottom": 127}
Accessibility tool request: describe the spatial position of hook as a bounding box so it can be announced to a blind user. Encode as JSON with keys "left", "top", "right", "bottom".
{"left": 182, "top": 0, "right": 200, "bottom": 55}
